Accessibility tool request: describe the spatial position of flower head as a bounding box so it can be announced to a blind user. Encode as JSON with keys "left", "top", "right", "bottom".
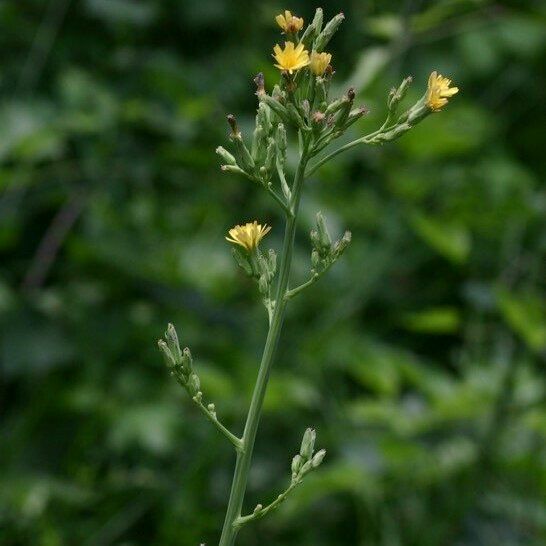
{"left": 309, "top": 51, "right": 332, "bottom": 76}
{"left": 226, "top": 221, "right": 271, "bottom": 252}
{"left": 273, "top": 41, "right": 310, "bottom": 74}
{"left": 275, "top": 10, "right": 304, "bottom": 33}
{"left": 426, "top": 71, "right": 459, "bottom": 111}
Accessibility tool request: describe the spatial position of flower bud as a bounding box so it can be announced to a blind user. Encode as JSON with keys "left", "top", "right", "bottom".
{"left": 158, "top": 339, "right": 174, "bottom": 368}
{"left": 267, "top": 249, "right": 277, "bottom": 275}
{"left": 286, "top": 102, "right": 306, "bottom": 129}
{"left": 181, "top": 347, "right": 193, "bottom": 374}
{"left": 254, "top": 72, "right": 265, "bottom": 97}
{"left": 188, "top": 372, "right": 200, "bottom": 395}
{"left": 314, "top": 12, "right": 345, "bottom": 52}
{"left": 334, "top": 88, "right": 355, "bottom": 129}
{"left": 300, "top": 428, "right": 316, "bottom": 461}
{"left": 232, "top": 247, "right": 253, "bottom": 276}
{"left": 166, "top": 323, "right": 183, "bottom": 365}
{"left": 316, "top": 212, "right": 332, "bottom": 253}
{"left": 344, "top": 106, "right": 369, "bottom": 129}
{"left": 221, "top": 165, "right": 246, "bottom": 175}
{"left": 276, "top": 123, "right": 287, "bottom": 154}
{"left": 260, "top": 94, "right": 290, "bottom": 124}
{"left": 291, "top": 453, "right": 303, "bottom": 476}
{"left": 333, "top": 231, "right": 352, "bottom": 258}
{"left": 312, "top": 449, "right": 326, "bottom": 468}
{"left": 264, "top": 138, "right": 276, "bottom": 173}
{"left": 300, "top": 460, "right": 313, "bottom": 475}
{"left": 251, "top": 124, "right": 267, "bottom": 162}
{"left": 256, "top": 101, "right": 271, "bottom": 132}
{"left": 226, "top": 114, "right": 238, "bottom": 136}
{"left": 258, "top": 273, "right": 269, "bottom": 295}
{"left": 388, "top": 76, "right": 412, "bottom": 111}
{"left": 311, "top": 7, "right": 324, "bottom": 35}
{"left": 230, "top": 131, "right": 255, "bottom": 173}
{"left": 215, "top": 146, "right": 237, "bottom": 166}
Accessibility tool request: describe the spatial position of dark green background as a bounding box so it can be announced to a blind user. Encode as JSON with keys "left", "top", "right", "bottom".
{"left": 1, "top": 1, "right": 545, "bottom": 545}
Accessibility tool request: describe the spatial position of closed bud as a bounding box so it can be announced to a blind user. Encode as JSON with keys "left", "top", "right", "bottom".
{"left": 315, "top": 12, "right": 345, "bottom": 52}
{"left": 311, "top": 7, "right": 324, "bottom": 35}
{"left": 300, "top": 428, "right": 316, "bottom": 461}
{"left": 344, "top": 106, "right": 369, "bottom": 129}
{"left": 311, "top": 248, "right": 320, "bottom": 268}
{"left": 258, "top": 274, "right": 269, "bottom": 295}
{"left": 264, "top": 138, "right": 276, "bottom": 173}
{"left": 286, "top": 102, "right": 306, "bottom": 129}
{"left": 252, "top": 125, "right": 267, "bottom": 162}
{"left": 232, "top": 247, "right": 253, "bottom": 276}
{"left": 272, "top": 84, "right": 284, "bottom": 101}
{"left": 182, "top": 347, "right": 193, "bottom": 374}
{"left": 221, "top": 165, "right": 246, "bottom": 177}
{"left": 276, "top": 123, "right": 287, "bottom": 154}
{"left": 253, "top": 504, "right": 263, "bottom": 514}
{"left": 291, "top": 453, "right": 303, "bottom": 476}
{"left": 316, "top": 212, "right": 332, "bottom": 252}
{"left": 315, "top": 77, "right": 328, "bottom": 107}
{"left": 312, "top": 449, "right": 326, "bottom": 468}
{"left": 333, "top": 230, "right": 352, "bottom": 258}
{"left": 256, "top": 102, "right": 271, "bottom": 133}
{"left": 388, "top": 76, "right": 413, "bottom": 111}
{"left": 216, "top": 146, "right": 237, "bottom": 166}
{"left": 207, "top": 403, "right": 216, "bottom": 418}
{"left": 267, "top": 249, "right": 277, "bottom": 275}
{"left": 188, "top": 373, "right": 200, "bottom": 395}
{"left": 324, "top": 97, "right": 345, "bottom": 116}
{"left": 254, "top": 72, "right": 265, "bottom": 97}
{"left": 334, "top": 88, "right": 355, "bottom": 129}
{"left": 226, "top": 114, "right": 238, "bottom": 136}
{"left": 260, "top": 94, "right": 290, "bottom": 124}
{"left": 230, "top": 131, "right": 255, "bottom": 172}
{"left": 158, "top": 339, "right": 174, "bottom": 367}
{"left": 300, "top": 460, "right": 313, "bottom": 475}
{"left": 166, "top": 323, "right": 183, "bottom": 364}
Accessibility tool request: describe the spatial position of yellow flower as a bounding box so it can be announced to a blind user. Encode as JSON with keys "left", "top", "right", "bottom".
{"left": 275, "top": 10, "right": 304, "bottom": 33}
{"left": 309, "top": 51, "right": 332, "bottom": 76}
{"left": 273, "top": 41, "right": 310, "bottom": 74}
{"left": 225, "top": 221, "right": 272, "bottom": 252}
{"left": 426, "top": 71, "right": 459, "bottom": 111}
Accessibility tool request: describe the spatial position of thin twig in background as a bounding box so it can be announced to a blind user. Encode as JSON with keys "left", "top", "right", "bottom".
{"left": 22, "top": 190, "right": 87, "bottom": 290}
{"left": 16, "top": 0, "right": 72, "bottom": 95}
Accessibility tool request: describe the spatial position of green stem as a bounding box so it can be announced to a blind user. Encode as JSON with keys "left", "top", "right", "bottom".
{"left": 218, "top": 138, "right": 310, "bottom": 546}
{"left": 285, "top": 273, "right": 319, "bottom": 300}
{"left": 193, "top": 398, "right": 243, "bottom": 452}
{"left": 306, "top": 123, "right": 399, "bottom": 178}
{"left": 234, "top": 481, "right": 299, "bottom": 527}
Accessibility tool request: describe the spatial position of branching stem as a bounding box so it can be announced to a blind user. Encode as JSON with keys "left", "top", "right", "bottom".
{"left": 218, "top": 135, "right": 310, "bottom": 546}
{"left": 192, "top": 397, "right": 243, "bottom": 452}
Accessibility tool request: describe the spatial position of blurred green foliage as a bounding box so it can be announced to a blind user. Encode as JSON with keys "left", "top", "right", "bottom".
{"left": 1, "top": 0, "right": 545, "bottom": 545}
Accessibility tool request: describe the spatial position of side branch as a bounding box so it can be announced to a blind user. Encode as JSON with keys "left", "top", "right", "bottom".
{"left": 285, "top": 273, "right": 320, "bottom": 300}
{"left": 192, "top": 395, "right": 244, "bottom": 452}
{"left": 158, "top": 323, "right": 243, "bottom": 452}
{"left": 234, "top": 482, "right": 299, "bottom": 528}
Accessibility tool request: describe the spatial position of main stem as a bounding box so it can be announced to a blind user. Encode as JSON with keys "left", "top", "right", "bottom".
{"left": 218, "top": 139, "right": 310, "bottom": 546}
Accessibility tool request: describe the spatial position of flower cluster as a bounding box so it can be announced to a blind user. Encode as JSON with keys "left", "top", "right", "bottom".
{"left": 217, "top": 6, "right": 459, "bottom": 306}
